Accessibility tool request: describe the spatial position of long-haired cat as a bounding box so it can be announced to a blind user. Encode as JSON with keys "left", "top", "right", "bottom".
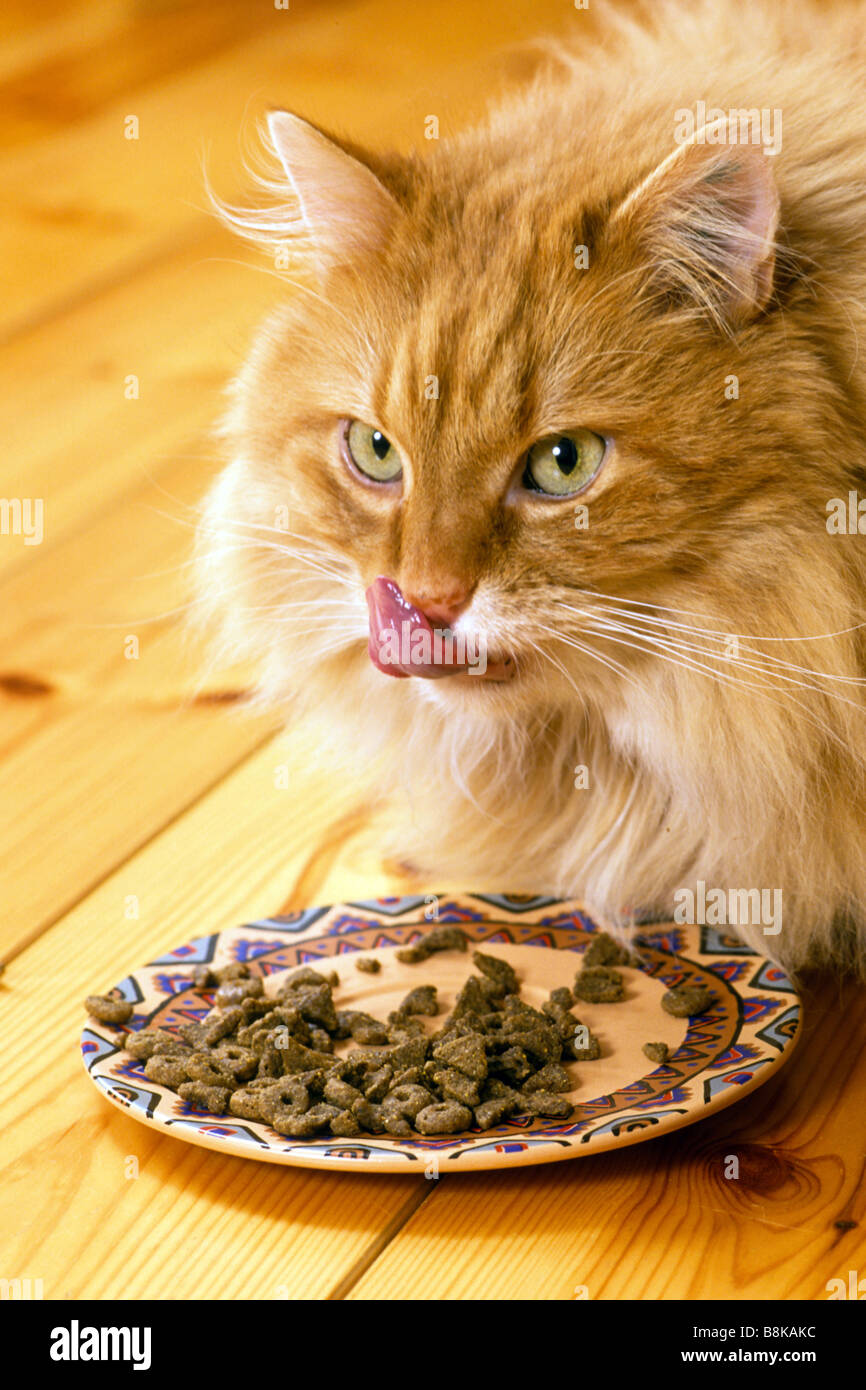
{"left": 197, "top": 0, "right": 866, "bottom": 979}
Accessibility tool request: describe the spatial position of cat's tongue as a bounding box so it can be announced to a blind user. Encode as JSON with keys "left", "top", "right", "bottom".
{"left": 365, "top": 576, "right": 513, "bottom": 681}
{"left": 365, "top": 576, "right": 437, "bottom": 679}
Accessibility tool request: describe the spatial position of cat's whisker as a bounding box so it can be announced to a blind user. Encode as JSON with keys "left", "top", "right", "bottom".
{"left": 620, "top": 622, "right": 866, "bottom": 697}
{"left": 579, "top": 610, "right": 809, "bottom": 696}
{"left": 197, "top": 513, "right": 353, "bottom": 552}
{"left": 572, "top": 597, "right": 861, "bottom": 678}
{"left": 520, "top": 634, "right": 588, "bottom": 708}
{"left": 201, "top": 523, "right": 357, "bottom": 574}
{"left": 130, "top": 542, "right": 349, "bottom": 583}
{"left": 572, "top": 608, "right": 763, "bottom": 689}
{"left": 85, "top": 590, "right": 241, "bottom": 630}
{"left": 194, "top": 254, "right": 312, "bottom": 290}
{"left": 560, "top": 591, "right": 866, "bottom": 645}
{"left": 88, "top": 567, "right": 357, "bottom": 631}
{"left": 196, "top": 530, "right": 358, "bottom": 588}
{"left": 535, "top": 624, "right": 643, "bottom": 692}
{"left": 565, "top": 597, "right": 866, "bottom": 695}
{"left": 153, "top": 506, "right": 354, "bottom": 576}
{"left": 594, "top": 615, "right": 865, "bottom": 713}
{"left": 242, "top": 603, "right": 362, "bottom": 621}
{"left": 262, "top": 598, "right": 362, "bottom": 613}
{"left": 577, "top": 618, "right": 851, "bottom": 753}
{"left": 265, "top": 623, "right": 363, "bottom": 642}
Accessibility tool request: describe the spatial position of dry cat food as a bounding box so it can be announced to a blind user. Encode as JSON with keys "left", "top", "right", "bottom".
{"left": 85, "top": 994, "right": 134, "bottom": 1025}
{"left": 85, "top": 931, "right": 712, "bottom": 1138}
{"left": 395, "top": 925, "right": 469, "bottom": 964}
{"left": 661, "top": 985, "right": 713, "bottom": 1018}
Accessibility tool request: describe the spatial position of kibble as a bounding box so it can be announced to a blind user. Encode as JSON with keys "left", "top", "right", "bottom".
{"left": 394, "top": 985, "right": 439, "bottom": 1017}
{"left": 85, "top": 993, "right": 133, "bottom": 1025}
{"left": 661, "top": 985, "right": 713, "bottom": 1018}
{"left": 414, "top": 1101, "right": 473, "bottom": 1135}
{"left": 143, "top": 1054, "right": 190, "bottom": 1088}
{"left": 396, "top": 925, "right": 467, "bottom": 963}
{"left": 570, "top": 1030, "right": 602, "bottom": 1061}
{"left": 337, "top": 1010, "right": 390, "bottom": 1045}
{"left": 86, "top": 935, "right": 696, "bottom": 1142}
{"left": 573, "top": 966, "right": 625, "bottom": 1004}
{"left": 583, "top": 931, "right": 641, "bottom": 968}
{"left": 472, "top": 950, "right": 519, "bottom": 995}
{"left": 178, "top": 1080, "right": 230, "bottom": 1113}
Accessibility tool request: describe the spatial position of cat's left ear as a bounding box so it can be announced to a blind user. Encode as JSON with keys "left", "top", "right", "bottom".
{"left": 266, "top": 110, "right": 400, "bottom": 271}
{"left": 610, "top": 116, "right": 780, "bottom": 330}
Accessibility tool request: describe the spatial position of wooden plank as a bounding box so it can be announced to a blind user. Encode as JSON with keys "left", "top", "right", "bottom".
{"left": 0, "top": 3, "right": 125, "bottom": 85}
{"left": 0, "top": 445, "right": 284, "bottom": 958}
{"left": 346, "top": 974, "right": 866, "bottom": 1299}
{"left": 0, "top": 226, "right": 277, "bottom": 579}
{"left": 0, "top": 0, "right": 85, "bottom": 43}
{"left": 0, "top": 230, "right": 273, "bottom": 950}
{"left": 0, "top": 0, "right": 277, "bottom": 151}
{"left": 0, "top": 729, "right": 443, "bottom": 1299}
{"left": 0, "top": 0, "right": 578, "bottom": 339}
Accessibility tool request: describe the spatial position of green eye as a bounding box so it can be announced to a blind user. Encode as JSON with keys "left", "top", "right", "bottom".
{"left": 344, "top": 420, "right": 403, "bottom": 483}
{"left": 523, "top": 429, "right": 606, "bottom": 497}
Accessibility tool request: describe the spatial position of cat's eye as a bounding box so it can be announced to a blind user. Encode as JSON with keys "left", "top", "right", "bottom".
{"left": 523, "top": 429, "right": 606, "bottom": 497}
{"left": 343, "top": 419, "right": 403, "bottom": 484}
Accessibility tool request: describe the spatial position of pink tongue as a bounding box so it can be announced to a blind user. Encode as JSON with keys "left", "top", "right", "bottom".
{"left": 365, "top": 577, "right": 467, "bottom": 679}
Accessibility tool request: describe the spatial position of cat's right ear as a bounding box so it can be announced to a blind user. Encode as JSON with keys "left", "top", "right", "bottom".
{"left": 609, "top": 116, "right": 780, "bottom": 332}
{"left": 211, "top": 111, "right": 400, "bottom": 278}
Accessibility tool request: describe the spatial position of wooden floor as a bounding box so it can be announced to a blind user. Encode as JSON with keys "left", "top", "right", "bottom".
{"left": 1, "top": 0, "right": 864, "bottom": 1301}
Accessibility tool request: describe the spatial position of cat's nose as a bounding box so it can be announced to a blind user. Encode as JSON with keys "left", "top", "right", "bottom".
{"left": 402, "top": 585, "right": 474, "bottom": 628}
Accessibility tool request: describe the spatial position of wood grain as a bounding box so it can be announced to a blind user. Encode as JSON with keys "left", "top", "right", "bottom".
{"left": 2, "top": 0, "right": 863, "bottom": 1303}
{"left": 0, "top": 444, "right": 283, "bottom": 956}
{"left": 0, "top": 723, "right": 432, "bottom": 1298}
{"left": 347, "top": 973, "right": 866, "bottom": 1300}
{"left": 0, "top": 0, "right": 577, "bottom": 339}
{"left": 0, "top": 227, "right": 278, "bottom": 577}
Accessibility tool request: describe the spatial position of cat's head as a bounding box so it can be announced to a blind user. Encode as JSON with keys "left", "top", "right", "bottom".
{"left": 198, "top": 94, "right": 860, "bottom": 750}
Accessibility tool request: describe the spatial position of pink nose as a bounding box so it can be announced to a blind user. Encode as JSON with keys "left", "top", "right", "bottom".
{"left": 402, "top": 589, "right": 473, "bottom": 629}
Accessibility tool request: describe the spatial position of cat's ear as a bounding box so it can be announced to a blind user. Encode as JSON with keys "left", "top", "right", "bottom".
{"left": 211, "top": 110, "right": 400, "bottom": 276}
{"left": 610, "top": 117, "right": 780, "bottom": 330}
{"left": 265, "top": 110, "right": 400, "bottom": 271}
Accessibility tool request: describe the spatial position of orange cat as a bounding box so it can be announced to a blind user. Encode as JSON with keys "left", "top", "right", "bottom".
{"left": 198, "top": 0, "right": 866, "bottom": 978}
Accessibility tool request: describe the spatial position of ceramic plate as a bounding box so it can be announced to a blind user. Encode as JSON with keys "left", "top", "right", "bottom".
{"left": 81, "top": 893, "right": 801, "bottom": 1172}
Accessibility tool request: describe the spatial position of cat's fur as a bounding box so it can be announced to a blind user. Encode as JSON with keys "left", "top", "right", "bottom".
{"left": 198, "top": 0, "right": 866, "bottom": 979}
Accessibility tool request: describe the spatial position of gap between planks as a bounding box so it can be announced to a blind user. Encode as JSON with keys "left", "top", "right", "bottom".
{"left": 326, "top": 1180, "right": 440, "bottom": 1300}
